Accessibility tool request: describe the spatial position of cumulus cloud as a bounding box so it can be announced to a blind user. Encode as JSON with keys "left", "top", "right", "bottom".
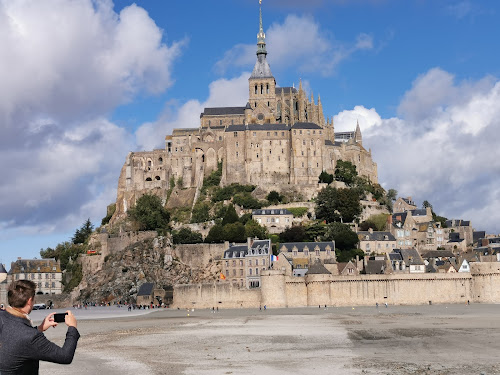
{"left": 136, "top": 73, "right": 250, "bottom": 150}
{"left": 215, "top": 14, "right": 373, "bottom": 76}
{"left": 0, "top": 0, "right": 183, "bottom": 233}
{"left": 334, "top": 68, "right": 500, "bottom": 233}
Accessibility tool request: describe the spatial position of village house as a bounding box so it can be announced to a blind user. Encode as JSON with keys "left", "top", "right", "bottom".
{"left": 8, "top": 258, "right": 63, "bottom": 295}
{"left": 357, "top": 228, "right": 396, "bottom": 255}
{"left": 389, "top": 207, "right": 446, "bottom": 252}
{"left": 446, "top": 219, "right": 474, "bottom": 247}
{"left": 393, "top": 196, "right": 417, "bottom": 213}
{"left": 252, "top": 208, "right": 293, "bottom": 234}
{"left": 279, "top": 242, "right": 336, "bottom": 264}
{"left": 363, "top": 255, "right": 391, "bottom": 275}
{"left": 388, "top": 249, "right": 425, "bottom": 274}
{"left": 223, "top": 238, "right": 272, "bottom": 288}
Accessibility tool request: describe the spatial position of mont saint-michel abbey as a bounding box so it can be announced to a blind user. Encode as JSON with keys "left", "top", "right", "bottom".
{"left": 115, "top": 4, "right": 378, "bottom": 216}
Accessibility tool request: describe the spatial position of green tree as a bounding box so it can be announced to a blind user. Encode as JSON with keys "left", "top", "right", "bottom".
{"left": 322, "top": 222, "right": 359, "bottom": 251}
{"left": 318, "top": 170, "right": 334, "bottom": 184}
{"left": 266, "top": 190, "right": 282, "bottom": 204}
{"left": 72, "top": 218, "right": 94, "bottom": 244}
{"left": 386, "top": 188, "right": 398, "bottom": 201}
{"left": 315, "top": 187, "right": 362, "bottom": 223}
{"left": 128, "top": 194, "right": 170, "bottom": 231}
{"left": 222, "top": 222, "right": 246, "bottom": 243}
{"left": 304, "top": 221, "right": 327, "bottom": 242}
{"left": 172, "top": 227, "right": 203, "bottom": 244}
{"left": 40, "top": 241, "right": 84, "bottom": 271}
{"left": 334, "top": 160, "right": 358, "bottom": 186}
{"left": 245, "top": 219, "right": 268, "bottom": 240}
{"left": 336, "top": 249, "right": 365, "bottom": 263}
{"left": 205, "top": 224, "right": 225, "bottom": 243}
{"left": 222, "top": 204, "right": 239, "bottom": 225}
{"left": 233, "top": 192, "right": 262, "bottom": 209}
{"left": 279, "top": 226, "right": 306, "bottom": 242}
{"left": 422, "top": 200, "right": 433, "bottom": 210}
{"left": 191, "top": 202, "right": 211, "bottom": 223}
{"left": 239, "top": 213, "right": 253, "bottom": 225}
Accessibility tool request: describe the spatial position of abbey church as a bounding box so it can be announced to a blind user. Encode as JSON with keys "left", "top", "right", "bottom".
{"left": 113, "top": 4, "right": 378, "bottom": 217}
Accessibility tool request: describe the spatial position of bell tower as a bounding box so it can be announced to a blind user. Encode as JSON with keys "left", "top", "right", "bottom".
{"left": 248, "top": 0, "right": 277, "bottom": 124}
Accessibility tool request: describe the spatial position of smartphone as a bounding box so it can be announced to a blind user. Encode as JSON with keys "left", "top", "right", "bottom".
{"left": 53, "top": 313, "right": 68, "bottom": 323}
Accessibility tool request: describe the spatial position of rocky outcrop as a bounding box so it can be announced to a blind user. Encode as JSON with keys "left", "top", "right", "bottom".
{"left": 75, "top": 235, "right": 222, "bottom": 304}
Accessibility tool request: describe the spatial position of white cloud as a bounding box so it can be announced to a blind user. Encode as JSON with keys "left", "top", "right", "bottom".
{"left": 336, "top": 69, "right": 500, "bottom": 233}
{"left": 215, "top": 14, "right": 373, "bottom": 76}
{"left": 0, "top": 0, "right": 183, "bottom": 125}
{"left": 0, "top": 0, "right": 183, "bottom": 233}
{"left": 135, "top": 73, "right": 250, "bottom": 150}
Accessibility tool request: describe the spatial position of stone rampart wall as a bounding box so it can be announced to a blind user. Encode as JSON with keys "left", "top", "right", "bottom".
{"left": 174, "top": 262, "right": 500, "bottom": 308}
{"left": 173, "top": 282, "right": 261, "bottom": 309}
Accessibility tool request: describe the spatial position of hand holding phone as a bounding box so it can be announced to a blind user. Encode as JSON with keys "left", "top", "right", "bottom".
{"left": 53, "top": 313, "right": 68, "bottom": 323}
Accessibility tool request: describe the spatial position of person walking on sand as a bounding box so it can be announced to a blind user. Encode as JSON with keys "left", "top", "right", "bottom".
{"left": 0, "top": 280, "right": 80, "bottom": 374}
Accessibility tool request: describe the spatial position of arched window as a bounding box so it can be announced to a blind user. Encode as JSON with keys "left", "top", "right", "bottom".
{"left": 261, "top": 84, "right": 263, "bottom": 94}
{"left": 158, "top": 157, "right": 163, "bottom": 164}
{"left": 146, "top": 177, "right": 152, "bottom": 182}
{"left": 255, "top": 85, "right": 258, "bottom": 94}
{"left": 155, "top": 176, "right": 160, "bottom": 180}
{"left": 266, "top": 84, "right": 269, "bottom": 94}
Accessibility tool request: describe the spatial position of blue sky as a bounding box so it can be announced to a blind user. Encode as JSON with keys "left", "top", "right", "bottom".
{"left": 1, "top": 0, "right": 499, "bottom": 270}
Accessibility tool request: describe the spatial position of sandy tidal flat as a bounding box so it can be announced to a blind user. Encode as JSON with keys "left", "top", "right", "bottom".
{"left": 36, "top": 304, "right": 500, "bottom": 374}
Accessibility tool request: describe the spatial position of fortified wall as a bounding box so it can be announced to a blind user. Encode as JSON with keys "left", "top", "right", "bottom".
{"left": 172, "top": 263, "right": 500, "bottom": 309}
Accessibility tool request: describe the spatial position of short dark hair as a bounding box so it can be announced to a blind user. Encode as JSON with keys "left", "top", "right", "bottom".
{"left": 8, "top": 280, "right": 36, "bottom": 308}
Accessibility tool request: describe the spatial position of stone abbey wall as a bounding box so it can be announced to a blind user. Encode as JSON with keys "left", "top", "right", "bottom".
{"left": 173, "top": 262, "right": 500, "bottom": 309}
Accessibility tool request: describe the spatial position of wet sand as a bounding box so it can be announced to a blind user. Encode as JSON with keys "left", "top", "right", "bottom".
{"left": 35, "top": 304, "right": 500, "bottom": 374}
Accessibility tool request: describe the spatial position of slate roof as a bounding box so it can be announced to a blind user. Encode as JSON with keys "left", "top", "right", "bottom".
{"left": 291, "top": 122, "right": 322, "bottom": 129}
{"left": 392, "top": 212, "right": 408, "bottom": 225}
{"left": 0, "top": 263, "right": 7, "bottom": 274}
{"left": 9, "top": 259, "right": 61, "bottom": 274}
{"left": 306, "top": 261, "right": 331, "bottom": 275}
{"left": 172, "top": 128, "right": 199, "bottom": 135}
{"left": 389, "top": 253, "right": 403, "bottom": 261}
{"left": 137, "top": 283, "right": 154, "bottom": 297}
{"left": 201, "top": 107, "right": 247, "bottom": 117}
{"left": 275, "top": 87, "right": 297, "bottom": 95}
{"left": 247, "top": 124, "right": 290, "bottom": 131}
{"left": 325, "top": 140, "right": 334, "bottom": 146}
{"left": 252, "top": 209, "right": 292, "bottom": 216}
{"left": 250, "top": 55, "right": 273, "bottom": 79}
{"left": 445, "top": 219, "right": 471, "bottom": 227}
{"left": 250, "top": 239, "right": 271, "bottom": 255}
{"left": 393, "top": 249, "right": 424, "bottom": 265}
{"left": 473, "top": 231, "right": 486, "bottom": 242}
{"left": 364, "top": 260, "right": 387, "bottom": 275}
{"left": 224, "top": 245, "right": 248, "bottom": 259}
{"left": 225, "top": 124, "right": 291, "bottom": 132}
{"left": 411, "top": 209, "right": 428, "bottom": 216}
{"left": 280, "top": 242, "right": 335, "bottom": 252}
{"left": 420, "top": 250, "right": 456, "bottom": 259}
{"left": 357, "top": 231, "right": 396, "bottom": 241}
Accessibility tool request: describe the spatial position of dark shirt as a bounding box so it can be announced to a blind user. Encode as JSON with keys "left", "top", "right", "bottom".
{"left": 0, "top": 309, "right": 80, "bottom": 374}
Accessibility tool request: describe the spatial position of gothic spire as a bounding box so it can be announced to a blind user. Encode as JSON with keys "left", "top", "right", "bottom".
{"left": 257, "top": 0, "right": 267, "bottom": 57}
{"left": 250, "top": 0, "right": 273, "bottom": 79}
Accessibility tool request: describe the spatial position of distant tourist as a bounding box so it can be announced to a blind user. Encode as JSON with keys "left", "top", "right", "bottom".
{"left": 0, "top": 280, "right": 80, "bottom": 374}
